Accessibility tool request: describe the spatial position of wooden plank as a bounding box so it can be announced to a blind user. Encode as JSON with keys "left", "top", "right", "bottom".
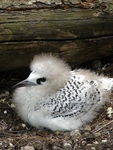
{"left": 0, "top": 2, "right": 113, "bottom": 71}
{"left": 0, "top": 8, "right": 113, "bottom": 41}
{"left": 0, "top": 36, "right": 113, "bottom": 71}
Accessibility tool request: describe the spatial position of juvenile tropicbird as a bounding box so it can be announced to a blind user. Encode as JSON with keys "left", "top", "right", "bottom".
{"left": 13, "top": 54, "right": 113, "bottom": 131}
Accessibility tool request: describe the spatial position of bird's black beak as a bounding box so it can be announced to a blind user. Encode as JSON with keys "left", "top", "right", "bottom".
{"left": 12, "top": 79, "right": 37, "bottom": 89}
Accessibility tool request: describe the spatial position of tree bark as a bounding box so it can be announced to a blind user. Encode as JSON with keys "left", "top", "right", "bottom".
{"left": 0, "top": 0, "right": 113, "bottom": 71}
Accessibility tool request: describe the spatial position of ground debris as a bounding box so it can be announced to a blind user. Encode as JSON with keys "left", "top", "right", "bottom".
{"left": 20, "top": 146, "right": 35, "bottom": 150}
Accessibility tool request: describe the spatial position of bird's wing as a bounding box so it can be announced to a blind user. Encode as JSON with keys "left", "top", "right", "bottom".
{"left": 44, "top": 76, "right": 101, "bottom": 118}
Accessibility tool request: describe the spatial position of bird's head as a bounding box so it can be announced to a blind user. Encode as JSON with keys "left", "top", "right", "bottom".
{"left": 13, "top": 54, "right": 71, "bottom": 91}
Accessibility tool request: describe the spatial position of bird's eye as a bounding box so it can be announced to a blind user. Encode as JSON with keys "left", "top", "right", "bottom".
{"left": 36, "top": 77, "right": 46, "bottom": 85}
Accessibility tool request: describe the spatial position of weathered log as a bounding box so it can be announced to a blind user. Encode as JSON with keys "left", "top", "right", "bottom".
{"left": 0, "top": 1, "right": 113, "bottom": 71}
{"left": 0, "top": 36, "right": 113, "bottom": 71}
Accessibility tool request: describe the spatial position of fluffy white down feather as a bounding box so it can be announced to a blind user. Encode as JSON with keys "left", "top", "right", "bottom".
{"left": 13, "top": 54, "right": 113, "bottom": 131}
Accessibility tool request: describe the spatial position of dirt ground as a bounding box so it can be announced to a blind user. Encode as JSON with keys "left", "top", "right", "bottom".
{"left": 0, "top": 58, "right": 113, "bottom": 150}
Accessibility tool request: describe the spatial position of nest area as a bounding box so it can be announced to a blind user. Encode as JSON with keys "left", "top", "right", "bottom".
{"left": 0, "top": 58, "right": 113, "bottom": 150}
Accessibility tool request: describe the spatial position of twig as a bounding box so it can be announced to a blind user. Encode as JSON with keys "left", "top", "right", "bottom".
{"left": 92, "top": 120, "right": 113, "bottom": 133}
